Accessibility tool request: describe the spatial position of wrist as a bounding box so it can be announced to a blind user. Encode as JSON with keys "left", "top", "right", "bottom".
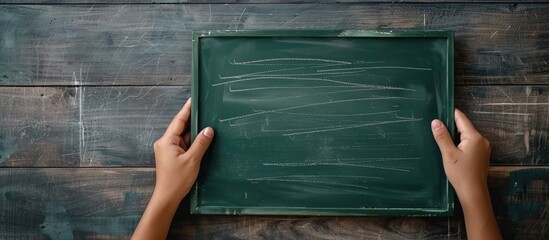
{"left": 456, "top": 183, "right": 492, "bottom": 214}
{"left": 149, "top": 188, "right": 183, "bottom": 212}
{"left": 457, "top": 184, "right": 488, "bottom": 203}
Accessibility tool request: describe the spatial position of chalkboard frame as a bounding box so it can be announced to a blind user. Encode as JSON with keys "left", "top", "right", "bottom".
{"left": 191, "top": 30, "right": 455, "bottom": 216}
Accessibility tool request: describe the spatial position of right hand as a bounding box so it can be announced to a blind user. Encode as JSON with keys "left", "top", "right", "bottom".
{"left": 430, "top": 109, "right": 491, "bottom": 197}
{"left": 153, "top": 98, "right": 214, "bottom": 203}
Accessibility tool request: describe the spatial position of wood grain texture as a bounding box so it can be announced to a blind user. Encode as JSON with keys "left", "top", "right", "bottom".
{"left": 0, "top": 87, "right": 80, "bottom": 166}
{"left": 0, "top": 2, "right": 546, "bottom": 240}
{"left": 81, "top": 86, "right": 187, "bottom": 166}
{"left": 0, "top": 4, "right": 547, "bottom": 86}
{"left": 0, "top": 86, "right": 186, "bottom": 167}
{"left": 0, "top": 167, "right": 545, "bottom": 239}
{"left": 488, "top": 167, "right": 549, "bottom": 239}
{"left": 456, "top": 86, "right": 549, "bottom": 165}
{"left": 0, "top": 168, "right": 154, "bottom": 239}
{"left": 1, "top": 85, "right": 547, "bottom": 166}
{"left": 1, "top": 1, "right": 547, "bottom": 3}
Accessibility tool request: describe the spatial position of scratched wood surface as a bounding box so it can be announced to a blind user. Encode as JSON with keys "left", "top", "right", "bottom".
{"left": 0, "top": 4, "right": 548, "bottom": 86}
{"left": 1, "top": 0, "right": 547, "bottom": 3}
{"left": 0, "top": 86, "right": 186, "bottom": 167}
{"left": 1, "top": 86, "right": 546, "bottom": 166}
{"left": 0, "top": 167, "right": 546, "bottom": 239}
{"left": 0, "top": 1, "right": 547, "bottom": 239}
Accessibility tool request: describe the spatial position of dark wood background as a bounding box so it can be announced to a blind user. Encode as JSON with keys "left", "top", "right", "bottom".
{"left": 0, "top": 1, "right": 547, "bottom": 239}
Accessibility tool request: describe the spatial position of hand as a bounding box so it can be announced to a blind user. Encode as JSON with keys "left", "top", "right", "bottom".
{"left": 431, "top": 109, "right": 490, "bottom": 197}
{"left": 153, "top": 98, "right": 214, "bottom": 202}
{"left": 132, "top": 98, "right": 214, "bottom": 240}
{"left": 431, "top": 109, "right": 502, "bottom": 240}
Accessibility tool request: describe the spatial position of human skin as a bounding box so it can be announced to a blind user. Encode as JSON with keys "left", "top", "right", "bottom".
{"left": 431, "top": 109, "right": 502, "bottom": 240}
{"left": 131, "top": 98, "right": 214, "bottom": 240}
{"left": 132, "top": 103, "right": 501, "bottom": 240}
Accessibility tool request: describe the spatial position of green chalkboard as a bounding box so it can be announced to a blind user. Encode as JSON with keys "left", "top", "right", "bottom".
{"left": 191, "top": 30, "right": 454, "bottom": 216}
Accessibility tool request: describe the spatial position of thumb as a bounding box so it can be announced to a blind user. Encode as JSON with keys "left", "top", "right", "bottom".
{"left": 431, "top": 119, "right": 458, "bottom": 158}
{"left": 187, "top": 127, "right": 214, "bottom": 161}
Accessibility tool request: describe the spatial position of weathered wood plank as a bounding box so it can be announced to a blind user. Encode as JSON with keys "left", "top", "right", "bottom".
{"left": 0, "top": 86, "right": 186, "bottom": 167}
{"left": 0, "top": 167, "right": 545, "bottom": 239}
{"left": 1, "top": 1, "right": 547, "bottom": 4}
{"left": 1, "top": 85, "right": 547, "bottom": 166}
{"left": 487, "top": 167, "right": 549, "bottom": 239}
{"left": 0, "top": 87, "right": 80, "bottom": 166}
{"left": 456, "top": 86, "right": 549, "bottom": 165}
{"left": 81, "top": 86, "right": 187, "bottom": 166}
{"left": 0, "top": 168, "right": 153, "bottom": 239}
{"left": 0, "top": 4, "right": 547, "bottom": 86}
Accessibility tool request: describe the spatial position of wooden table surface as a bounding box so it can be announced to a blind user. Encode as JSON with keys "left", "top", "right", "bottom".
{"left": 0, "top": 1, "right": 547, "bottom": 239}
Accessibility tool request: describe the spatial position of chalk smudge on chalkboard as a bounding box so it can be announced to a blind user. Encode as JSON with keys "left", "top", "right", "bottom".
{"left": 229, "top": 57, "right": 353, "bottom": 65}
{"left": 271, "top": 110, "right": 400, "bottom": 117}
{"left": 212, "top": 76, "right": 367, "bottom": 87}
{"left": 246, "top": 175, "right": 392, "bottom": 193}
{"left": 248, "top": 175, "right": 384, "bottom": 180}
{"left": 194, "top": 33, "right": 453, "bottom": 215}
{"left": 211, "top": 57, "right": 430, "bottom": 196}
{"left": 219, "top": 97, "right": 420, "bottom": 122}
{"left": 222, "top": 63, "right": 349, "bottom": 79}
{"left": 247, "top": 178, "right": 371, "bottom": 190}
{"left": 280, "top": 119, "right": 423, "bottom": 136}
{"left": 263, "top": 162, "right": 413, "bottom": 172}
{"left": 316, "top": 66, "right": 432, "bottom": 72}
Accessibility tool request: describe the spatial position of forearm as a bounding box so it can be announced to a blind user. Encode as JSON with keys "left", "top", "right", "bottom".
{"left": 131, "top": 190, "right": 181, "bottom": 240}
{"left": 458, "top": 185, "right": 502, "bottom": 240}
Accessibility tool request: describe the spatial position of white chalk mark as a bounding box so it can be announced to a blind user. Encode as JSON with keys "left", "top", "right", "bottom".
{"left": 282, "top": 119, "right": 423, "bottom": 136}
{"left": 248, "top": 175, "right": 384, "bottom": 180}
{"left": 250, "top": 87, "right": 414, "bottom": 102}
{"left": 229, "top": 85, "right": 360, "bottom": 92}
{"left": 524, "top": 124, "right": 530, "bottom": 154}
{"left": 209, "top": 4, "right": 212, "bottom": 22}
{"left": 498, "top": 86, "right": 515, "bottom": 103}
{"left": 246, "top": 178, "right": 370, "bottom": 190}
{"left": 230, "top": 58, "right": 352, "bottom": 65}
{"left": 212, "top": 76, "right": 366, "bottom": 87}
{"left": 480, "top": 103, "right": 549, "bottom": 106}
{"left": 490, "top": 31, "right": 498, "bottom": 39}
{"left": 219, "top": 96, "right": 416, "bottom": 122}
{"left": 74, "top": 65, "right": 85, "bottom": 165}
{"left": 220, "top": 63, "right": 347, "bottom": 79}
{"left": 219, "top": 70, "right": 366, "bottom": 79}
{"left": 326, "top": 144, "right": 415, "bottom": 150}
{"left": 316, "top": 66, "right": 432, "bottom": 72}
{"left": 228, "top": 84, "right": 413, "bottom": 93}
{"left": 229, "top": 63, "right": 331, "bottom": 66}
{"left": 237, "top": 7, "right": 247, "bottom": 25}
{"left": 262, "top": 123, "right": 368, "bottom": 133}
{"left": 473, "top": 111, "right": 533, "bottom": 116}
{"left": 229, "top": 60, "right": 385, "bottom": 66}
{"left": 263, "top": 162, "right": 411, "bottom": 172}
{"left": 266, "top": 157, "right": 420, "bottom": 164}
{"left": 228, "top": 119, "right": 264, "bottom": 127}
{"left": 273, "top": 110, "right": 400, "bottom": 118}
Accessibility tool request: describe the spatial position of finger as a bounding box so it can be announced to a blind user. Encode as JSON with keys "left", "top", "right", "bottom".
{"left": 164, "top": 98, "right": 191, "bottom": 137}
{"left": 454, "top": 109, "right": 480, "bottom": 141}
{"left": 187, "top": 127, "right": 214, "bottom": 161}
{"left": 180, "top": 132, "right": 191, "bottom": 151}
{"left": 431, "top": 119, "right": 459, "bottom": 158}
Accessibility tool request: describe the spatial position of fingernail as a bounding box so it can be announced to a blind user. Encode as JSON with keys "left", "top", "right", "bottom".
{"left": 203, "top": 127, "right": 214, "bottom": 138}
{"left": 431, "top": 120, "right": 442, "bottom": 130}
